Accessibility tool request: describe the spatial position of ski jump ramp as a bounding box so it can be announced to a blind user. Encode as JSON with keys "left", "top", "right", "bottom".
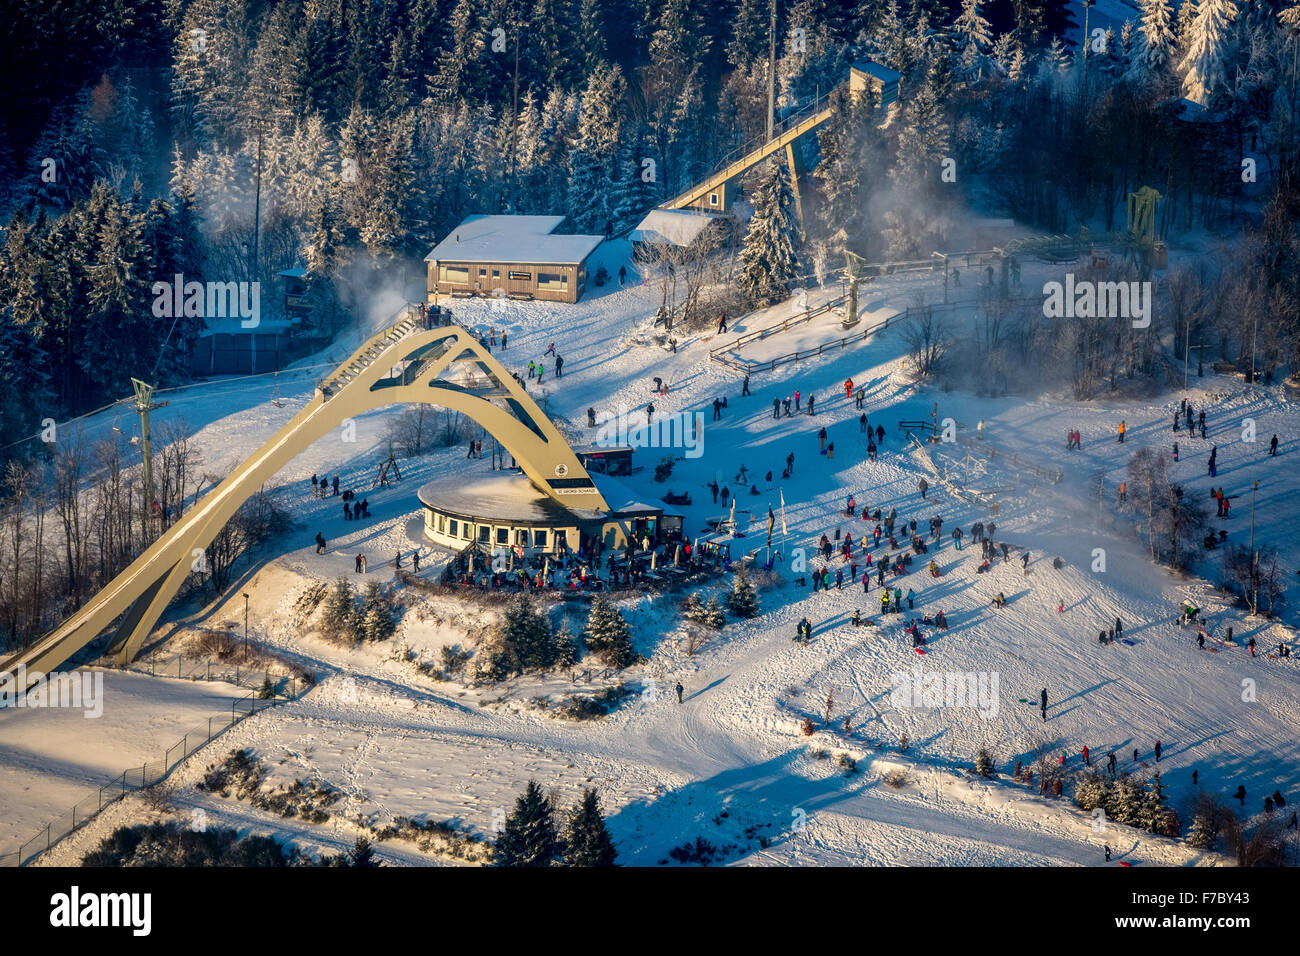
{"left": 0, "top": 313, "right": 609, "bottom": 689}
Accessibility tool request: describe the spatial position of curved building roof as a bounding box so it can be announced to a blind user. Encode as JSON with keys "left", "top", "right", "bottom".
{"left": 418, "top": 473, "right": 581, "bottom": 525}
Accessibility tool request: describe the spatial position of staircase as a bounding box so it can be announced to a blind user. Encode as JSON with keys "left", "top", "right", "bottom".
{"left": 319, "top": 310, "right": 420, "bottom": 398}
{"left": 662, "top": 94, "right": 837, "bottom": 211}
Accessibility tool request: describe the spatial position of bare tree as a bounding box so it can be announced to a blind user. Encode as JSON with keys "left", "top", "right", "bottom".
{"left": 900, "top": 298, "right": 951, "bottom": 378}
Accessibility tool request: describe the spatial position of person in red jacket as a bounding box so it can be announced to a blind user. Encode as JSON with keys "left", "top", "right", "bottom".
{"left": 1082, "top": 746, "right": 1091, "bottom": 766}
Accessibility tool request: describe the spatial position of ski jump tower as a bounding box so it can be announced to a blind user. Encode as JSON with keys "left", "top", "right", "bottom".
{"left": 0, "top": 314, "right": 610, "bottom": 689}
{"left": 659, "top": 61, "right": 899, "bottom": 223}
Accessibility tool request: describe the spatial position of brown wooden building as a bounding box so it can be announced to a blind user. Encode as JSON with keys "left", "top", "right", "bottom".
{"left": 425, "top": 215, "right": 604, "bottom": 304}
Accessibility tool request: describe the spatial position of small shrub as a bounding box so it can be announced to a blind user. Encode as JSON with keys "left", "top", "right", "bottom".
{"left": 668, "top": 836, "right": 720, "bottom": 865}
{"left": 885, "top": 769, "right": 908, "bottom": 788}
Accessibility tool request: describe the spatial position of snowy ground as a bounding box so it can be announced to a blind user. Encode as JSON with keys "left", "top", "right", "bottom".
{"left": 6, "top": 236, "right": 1300, "bottom": 867}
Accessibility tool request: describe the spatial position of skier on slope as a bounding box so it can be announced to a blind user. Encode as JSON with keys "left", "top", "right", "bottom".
{"left": 1040, "top": 688, "right": 1048, "bottom": 721}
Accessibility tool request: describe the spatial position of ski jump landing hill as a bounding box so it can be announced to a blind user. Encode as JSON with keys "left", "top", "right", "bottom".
{"left": 0, "top": 313, "right": 610, "bottom": 690}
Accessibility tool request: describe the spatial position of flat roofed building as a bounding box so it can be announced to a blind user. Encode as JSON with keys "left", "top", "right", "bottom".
{"left": 850, "top": 60, "right": 902, "bottom": 111}
{"left": 425, "top": 215, "right": 604, "bottom": 304}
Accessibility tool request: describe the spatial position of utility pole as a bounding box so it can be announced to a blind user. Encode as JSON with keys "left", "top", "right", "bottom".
{"left": 243, "top": 592, "right": 250, "bottom": 654}
{"left": 252, "top": 119, "right": 264, "bottom": 284}
{"left": 130, "top": 378, "right": 169, "bottom": 530}
{"left": 767, "top": 0, "right": 777, "bottom": 142}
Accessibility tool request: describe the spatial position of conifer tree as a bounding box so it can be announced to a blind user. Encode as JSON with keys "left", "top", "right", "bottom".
{"left": 501, "top": 595, "right": 557, "bottom": 670}
{"left": 1073, "top": 770, "right": 1110, "bottom": 811}
{"left": 1141, "top": 771, "right": 1169, "bottom": 833}
{"left": 974, "top": 748, "right": 995, "bottom": 778}
{"left": 562, "top": 788, "right": 617, "bottom": 866}
{"left": 495, "top": 780, "right": 558, "bottom": 866}
{"left": 1179, "top": 0, "right": 1240, "bottom": 107}
{"left": 1112, "top": 773, "right": 1144, "bottom": 825}
{"left": 954, "top": 0, "right": 992, "bottom": 53}
{"left": 348, "top": 836, "right": 380, "bottom": 867}
{"left": 737, "top": 160, "right": 801, "bottom": 306}
{"left": 359, "top": 583, "right": 396, "bottom": 643}
{"left": 321, "top": 578, "right": 358, "bottom": 643}
{"left": 584, "top": 594, "right": 637, "bottom": 668}
{"left": 1135, "top": 0, "right": 1176, "bottom": 75}
{"left": 726, "top": 568, "right": 759, "bottom": 618}
{"left": 702, "top": 595, "right": 727, "bottom": 629}
{"left": 551, "top": 621, "right": 579, "bottom": 669}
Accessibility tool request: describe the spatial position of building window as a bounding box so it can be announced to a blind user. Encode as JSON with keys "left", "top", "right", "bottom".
{"left": 478, "top": 526, "right": 491, "bottom": 544}
{"left": 438, "top": 514, "right": 446, "bottom": 533}
{"left": 507, "top": 270, "right": 532, "bottom": 281}
{"left": 496, "top": 527, "right": 509, "bottom": 545}
{"left": 538, "top": 272, "right": 568, "bottom": 292}
{"left": 709, "top": 192, "right": 719, "bottom": 206}
{"left": 447, "top": 518, "right": 458, "bottom": 537}
{"left": 533, "top": 529, "right": 548, "bottom": 548}
{"left": 515, "top": 529, "right": 529, "bottom": 547}
{"left": 439, "top": 265, "right": 469, "bottom": 284}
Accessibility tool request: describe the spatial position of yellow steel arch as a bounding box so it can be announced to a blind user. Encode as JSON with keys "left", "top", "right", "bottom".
{"left": 1, "top": 317, "right": 607, "bottom": 686}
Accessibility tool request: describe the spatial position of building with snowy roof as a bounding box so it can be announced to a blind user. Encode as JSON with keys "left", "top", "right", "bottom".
{"left": 850, "top": 61, "right": 901, "bottom": 111}
{"left": 628, "top": 209, "right": 732, "bottom": 259}
{"left": 424, "top": 215, "right": 604, "bottom": 304}
{"left": 417, "top": 467, "right": 681, "bottom": 557}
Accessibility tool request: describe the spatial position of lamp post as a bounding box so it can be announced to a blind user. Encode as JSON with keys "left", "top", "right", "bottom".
{"left": 243, "top": 592, "right": 250, "bottom": 654}
{"left": 1251, "top": 307, "right": 1258, "bottom": 384}
{"left": 1082, "top": 1, "right": 1095, "bottom": 65}
{"left": 1249, "top": 480, "right": 1260, "bottom": 615}
{"left": 931, "top": 252, "right": 949, "bottom": 303}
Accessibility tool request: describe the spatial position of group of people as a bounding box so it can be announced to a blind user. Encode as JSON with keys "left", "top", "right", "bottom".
{"left": 311, "top": 473, "right": 339, "bottom": 498}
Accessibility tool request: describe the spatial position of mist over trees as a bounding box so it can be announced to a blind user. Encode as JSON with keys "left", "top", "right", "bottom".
{"left": 0, "top": 0, "right": 1298, "bottom": 447}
